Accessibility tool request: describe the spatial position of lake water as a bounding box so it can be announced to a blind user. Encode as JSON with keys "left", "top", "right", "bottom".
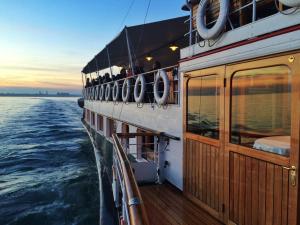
{"left": 0, "top": 97, "right": 99, "bottom": 225}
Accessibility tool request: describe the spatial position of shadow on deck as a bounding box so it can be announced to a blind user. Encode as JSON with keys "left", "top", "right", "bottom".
{"left": 140, "top": 183, "right": 224, "bottom": 225}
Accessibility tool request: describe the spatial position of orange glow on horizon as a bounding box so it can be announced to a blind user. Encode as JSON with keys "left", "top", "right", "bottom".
{"left": 0, "top": 65, "right": 82, "bottom": 92}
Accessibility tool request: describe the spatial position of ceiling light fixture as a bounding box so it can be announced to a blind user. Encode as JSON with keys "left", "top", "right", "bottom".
{"left": 169, "top": 44, "right": 179, "bottom": 51}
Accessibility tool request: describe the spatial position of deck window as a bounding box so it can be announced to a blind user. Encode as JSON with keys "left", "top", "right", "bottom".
{"left": 97, "top": 114, "right": 103, "bottom": 131}
{"left": 187, "top": 75, "right": 220, "bottom": 139}
{"left": 231, "top": 66, "right": 291, "bottom": 156}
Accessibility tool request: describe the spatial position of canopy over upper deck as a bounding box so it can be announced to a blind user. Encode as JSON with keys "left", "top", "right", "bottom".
{"left": 82, "top": 16, "right": 189, "bottom": 74}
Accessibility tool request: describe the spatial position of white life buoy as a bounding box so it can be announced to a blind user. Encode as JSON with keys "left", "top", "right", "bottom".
{"left": 105, "top": 83, "right": 111, "bottom": 101}
{"left": 279, "top": 0, "right": 300, "bottom": 7}
{"left": 153, "top": 69, "right": 170, "bottom": 105}
{"left": 196, "top": 0, "right": 229, "bottom": 39}
{"left": 112, "top": 81, "right": 120, "bottom": 102}
{"left": 95, "top": 85, "right": 101, "bottom": 100}
{"left": 134, "top": 75, "right": 146, "bottom": 103}
{"left": 93, "top": 86, "right": 98, "bottom": 100}
{"left": 91, "top": 87, "right": 94, "bottom": 100}
{"left": 122, "top": 79, "right": 131, "bottom": 102}
{"left": 88, "top": 87, "right": 92, "bottom": 100}
{"left": 85, "top": 88, "right": 88, "bottom": 99}
{"left": 99, "top": 85, "right": 104, "bottom": 101}
{"left": 83, "top": 89, "right": 86, "bottom": 99}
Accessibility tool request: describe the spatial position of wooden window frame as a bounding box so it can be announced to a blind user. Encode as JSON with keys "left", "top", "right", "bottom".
{"left": 225, "top": 53, "right": 300, "bottom": 167}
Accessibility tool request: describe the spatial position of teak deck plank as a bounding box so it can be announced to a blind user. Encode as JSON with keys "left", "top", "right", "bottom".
{"left": 140, "top": 183, "right": 223, "bottom": 225}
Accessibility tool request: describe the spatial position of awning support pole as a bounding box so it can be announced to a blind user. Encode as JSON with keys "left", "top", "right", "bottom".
{"left": 95, "top": 58, "right": 101, "bottom": 85}
{"left": 106, "top": 46, "right": 113, "bottom": 77}
{"left": 125, "top": 27, "right": 135, "bottom": 76}
{"left": 88, "top": 64, "right": 92, "bottom": 81}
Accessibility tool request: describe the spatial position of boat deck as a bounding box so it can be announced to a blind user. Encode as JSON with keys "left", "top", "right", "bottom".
{"left": 140, "top": 183, "right": 223, "bottom": 225}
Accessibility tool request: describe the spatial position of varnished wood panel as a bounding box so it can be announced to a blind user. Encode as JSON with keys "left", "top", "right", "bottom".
{"left": 229, "top": 152, "right": 289, "bottom": 225}
{"left": 185, "top": 138, "right": 221, "bottom": 214}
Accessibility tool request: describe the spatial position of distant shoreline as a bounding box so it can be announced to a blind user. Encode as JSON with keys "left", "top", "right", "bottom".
{"left": 0, "top": 94, "right": 81, "bottom": 97}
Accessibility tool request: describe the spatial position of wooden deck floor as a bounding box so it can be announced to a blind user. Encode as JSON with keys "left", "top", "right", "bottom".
{"left": 140, "top": 183, "right": 224, "bottom": 225}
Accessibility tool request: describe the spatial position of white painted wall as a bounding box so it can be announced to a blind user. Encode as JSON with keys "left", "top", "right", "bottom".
{"left": 85, "top": 101, "right": 184, "bottom": 190}
{"left": 181, "top": 10, "right": 300, "bottom": 59}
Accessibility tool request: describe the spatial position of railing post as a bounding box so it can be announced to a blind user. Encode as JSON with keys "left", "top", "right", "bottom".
{"left": 157, "top": 136, "right": 166, "bottom": 184}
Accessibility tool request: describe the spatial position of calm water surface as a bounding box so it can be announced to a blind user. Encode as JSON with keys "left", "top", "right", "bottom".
{"left": 0, "top": 97, "right": 99, "bottom": 225}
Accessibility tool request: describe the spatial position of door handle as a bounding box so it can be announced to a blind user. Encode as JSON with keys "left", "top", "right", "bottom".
{"left": 282, "top": 165, "right": 297, "bottom": 187}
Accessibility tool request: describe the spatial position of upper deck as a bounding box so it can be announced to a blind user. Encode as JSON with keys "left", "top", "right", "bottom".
{"left": 81, "top": 2, "right": 300, "bottom": 225}
{"left": 83, "top": 65, "right": 182, "bottom": 137}
{"left": 180, "top": 1, "right": 300, "bottom": 71}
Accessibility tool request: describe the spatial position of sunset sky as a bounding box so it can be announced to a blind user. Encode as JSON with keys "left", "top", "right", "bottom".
{"left": 0, "top": 0, "right": 186, "bottom": 94}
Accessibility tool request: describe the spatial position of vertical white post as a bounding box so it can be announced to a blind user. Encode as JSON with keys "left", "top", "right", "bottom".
{"left": 157, "top": 137, "right": 166, "bottom": 184}
{"left": 95, "top": 58, "right": 101, "bottom": 85}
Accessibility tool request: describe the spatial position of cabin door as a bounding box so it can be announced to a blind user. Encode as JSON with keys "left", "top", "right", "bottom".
{"left": 224, "top": 53, "right": 300, "bottom": 225}
{"left": 183, "top": 66, "right": 225, "bottom": 221}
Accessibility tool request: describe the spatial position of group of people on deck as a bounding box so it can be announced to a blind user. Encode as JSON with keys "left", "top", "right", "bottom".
{"left": 85, "top": 61, "right": 161, "bottom": 88}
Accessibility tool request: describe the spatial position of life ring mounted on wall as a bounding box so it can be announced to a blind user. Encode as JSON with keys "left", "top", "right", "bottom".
{"left": 134, "top": 75, "right": 146, "bottom": 104}
{"left": 93, "top": 86, "right": 98, "bottom": 100}
{"left": 88, "top": 87, "right": 92, "bottom": 100}
{"left": 99, "top": 85, "right": 104, "bottom": 101}
{"left": 112, "top": 81, "right": 120, "bottom": 102}
{"left": 196, "top": 0, "right": 229, "bottom": 40}
{"left": 153, "top": 69, "right": 170, "bottom": 105}
{"left": 279, "top": 0, "right": 300, "bottom": 7}
{"left": 105, "top": 83, "right": 111, "bottom": 101}
{"left": 122, "top": 78, "right": 131, "bottom": 102}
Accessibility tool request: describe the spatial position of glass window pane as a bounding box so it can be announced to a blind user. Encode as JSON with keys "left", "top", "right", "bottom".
{"left": 231, "top": 66, "right": 291, "bottom": 156}
{"left": 187, "top": 75, "right": 220, "bottom": 139}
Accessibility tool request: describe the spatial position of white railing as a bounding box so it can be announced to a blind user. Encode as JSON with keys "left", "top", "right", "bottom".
{"left": 184, "top": 0, "right": 285, "bottom": 46}
{"left": 112, "top": 134, "right": 150, "bottom": 225}
{"left": 83, "top": 65, "right": 179, "bottom": 106}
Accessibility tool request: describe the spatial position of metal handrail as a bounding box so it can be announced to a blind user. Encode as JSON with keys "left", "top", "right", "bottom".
{"left": 112, "top": 134, "right": 150, "bottom": 225}
{"left": 84, "top": 65, "right": 179, "bottom": 104}
{"left": 88, "top": 65, "right": 177, "bottom": 87}
{"left": 184, "top": 0, "right": 270, "bottom": 44}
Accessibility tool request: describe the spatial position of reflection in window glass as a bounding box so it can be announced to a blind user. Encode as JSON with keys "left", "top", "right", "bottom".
{"left": 231, "top": 66, "right": 291, "bottom": 156}
{"left": 187, "top": 75, "right": 220, "bottom": 139}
